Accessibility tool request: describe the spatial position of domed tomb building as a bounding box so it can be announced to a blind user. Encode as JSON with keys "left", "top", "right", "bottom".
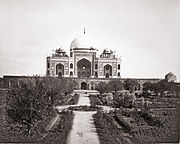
{"left": 165, "top": 72, "right": 177, "bottom": 82}
{"left": 46, "top": 33, "right": 121, "bottom": 78}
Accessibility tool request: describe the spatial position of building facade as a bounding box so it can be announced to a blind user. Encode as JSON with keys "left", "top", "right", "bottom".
{"left": 46, "top": 34, "right": 121, "bottom": 78}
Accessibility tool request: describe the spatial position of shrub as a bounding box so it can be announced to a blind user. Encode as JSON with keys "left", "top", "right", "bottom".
{"left": 113, "top": 90, "right": 136, "bottom": 108}
{"left": 124, "top": 79, "right": 140, "bottom": 92}
{"left": 89, "top": 95, "right": 103, "bottom": 106}
{"left": 139, "top": 110, "right": 163, "bottom": 127}
{"left": 95, "top": 80, "right": 124, "bottom": 94}
{"left": 67, "top": 93, "right": 79, "bottom": 105}
{"left": 95, "top": 82, "right": 108, "bottom": 94}
{"left": 114, "top": 114, "right": 132, "bottom": 132}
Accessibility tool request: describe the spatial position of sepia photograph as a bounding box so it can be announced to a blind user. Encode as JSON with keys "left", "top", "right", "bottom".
{"left": 0, "top": 0, "right": 180, "bottom": 143}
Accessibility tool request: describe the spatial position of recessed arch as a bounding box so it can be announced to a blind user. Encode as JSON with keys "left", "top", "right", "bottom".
{"left": 135, "top": 82, "right": 141, "bottom": 91}
{"left": 81, "top": 82, "right": 87, "bottom": 90}
{"left": 70, "top": 63, "right": 73, "bottom": 69}
{"left": 56, "top": 63, "right": 64, "bottom": 77}
{"left": 104, "top": 64, "right": 112, "bottom": 78}
{"left": 95, "top": 72, "right": 98, "bottom": 78}
{"left": 77, "top": 58, "right": 91, "bottom": 78}
{"left": 118, "top": 64, "right": 120, "bottom": 70}
{"left": 70, "top": 71, "right": 73, "bottom": 76}
{"left": 95, "top": 64, "right": 98, "bottom": 69}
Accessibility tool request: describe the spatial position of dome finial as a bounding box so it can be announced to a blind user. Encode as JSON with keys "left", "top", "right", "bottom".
{"left": 84, "top": 28, "right": 85, "bottom": 34}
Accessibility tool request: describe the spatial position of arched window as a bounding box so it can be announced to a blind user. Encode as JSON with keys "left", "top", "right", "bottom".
{"left": 118, "top": 64, "right": 120, "bottom": 70}
{"left": 95, "top": 64, "right": 98, "bottom": 69}
{"left": 70, "top": 71, "right": 73, "bottom": 76}
{"left": 95, "top": 72, "right": 98, "bottom": 78}
{"left": 118, "top": 72, "right": 120, "bottom": 76}
{"left": 70, "top": 63, "right": 73, "bottom": 69}
{"left": 47, "top": 63, "right": 50, "bottom": 68}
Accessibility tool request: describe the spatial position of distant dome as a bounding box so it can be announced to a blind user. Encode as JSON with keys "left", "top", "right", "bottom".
{"left": 166, "top": 72, "right": 175, "bottom": 76}
{"left": 165, "top": 72, "right": 177, "bottom": 82}
{"left": 70, "top": 34, "right": 94, "bottom": 49}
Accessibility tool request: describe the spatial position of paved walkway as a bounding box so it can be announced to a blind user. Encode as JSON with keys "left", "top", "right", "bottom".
{"left": 67, "top": 111, "right": 99, "bottom": 144}
{"left": 56, "top": 90, "right": 116, "bottom": 144}
{"left": 66, "top": 90, "right": 100, "bottom": 144}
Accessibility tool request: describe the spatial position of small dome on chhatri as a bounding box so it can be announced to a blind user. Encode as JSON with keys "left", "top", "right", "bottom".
{"left": 103, "top": 48, "right": 113, "bottom": 54}
{"left": 56, "top": 48, "right": 65, "bottom": 53}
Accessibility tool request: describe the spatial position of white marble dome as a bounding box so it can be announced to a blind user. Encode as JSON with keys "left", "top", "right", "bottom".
{"left": 70, "top": 34, "right": 94, "bottom": 49}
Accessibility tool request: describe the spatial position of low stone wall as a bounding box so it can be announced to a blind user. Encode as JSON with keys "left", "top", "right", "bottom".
{"left": 72, "top": 77, "right": 161, "bottom": 91}
{"left": 0, "top": 76, "right": 161, "bottom": 91}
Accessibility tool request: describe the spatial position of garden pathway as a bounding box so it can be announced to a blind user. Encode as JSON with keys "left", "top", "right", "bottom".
{"left": 67, "top": 90, "right": 100, "bottom": 144}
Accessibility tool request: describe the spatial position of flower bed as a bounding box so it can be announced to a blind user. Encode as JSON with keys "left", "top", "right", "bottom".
{"left": 68, "top": 105, "right": 101, "bottom": 111}
{"left": 114, "top": 114, "right": 132, "bottom": 132}
{"left": 93, "top": 111, "right": 138, "bottom": 144}
{"left": 131, "top": 100, "right": 179, "bottom": 143}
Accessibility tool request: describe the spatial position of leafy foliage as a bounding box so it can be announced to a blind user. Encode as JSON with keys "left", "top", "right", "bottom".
{"left": 6, "top": 77, "right": 77, "bottom": 135}
{"left": 41, "top": 111, "right": 74, "bottom": 144}
{"left": 114, "top": 113, "right": 132, "bottom": 132}
{"left": 124, "top": 79, "right": 140, "bottom": 92}
{"left": 143, "top": 79, "right": 180, "bottom": 96}
{"left": 113, "top": 91, "right": 136, "bottom": 108}
{"left": 95, "top": 80, "right": 124, "bottom": 94}
{"left": 93, "top": 111, "right": 128, "bottom": 144}
{"left": 138, "top": 109, "right": 163, "bottom": 127}
{"left": 95, "top": 82, "right": 108, "bottom": 94}
{"left": 106, "top": 80, "right": 124, "bottom": 92}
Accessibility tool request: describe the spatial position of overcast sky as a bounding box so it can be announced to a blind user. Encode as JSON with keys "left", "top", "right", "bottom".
{"left": 0, "top": 0, "right": 180, "bottom": 80}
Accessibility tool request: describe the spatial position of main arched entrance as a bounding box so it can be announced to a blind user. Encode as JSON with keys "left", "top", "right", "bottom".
{"left": 81, "top": 82, "right": 87, "bottom": 90}
{"left": 77, "top": 59, "right": 91, "bottom": 78}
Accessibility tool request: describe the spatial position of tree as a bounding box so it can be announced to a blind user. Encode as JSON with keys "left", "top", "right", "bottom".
{"left": 106, "top": 80, "right": 124, "bottom": 93}
{"left": 124, "top": 79, "right": 140, "bottom": 92}
{"left": 143, "top": 79, "right": 180, "bottom": 96}
{"left": 95, "top": 82, "right": 108, "bottom": 94}
{"left": 6, "top": 77, "right": 77, "bottom": 135}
